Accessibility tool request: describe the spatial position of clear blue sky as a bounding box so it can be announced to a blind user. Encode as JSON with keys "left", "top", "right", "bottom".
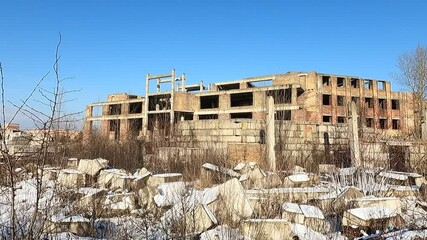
{"left": 1, "top": 0, "right": 426, "bottom": 129}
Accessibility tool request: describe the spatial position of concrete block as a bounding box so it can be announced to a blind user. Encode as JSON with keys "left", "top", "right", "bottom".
{"left": 77, "top": 158, "right": 109, "bottom": 176}
{"left": 58, "top": 169, "right": 87, "bottom": 189}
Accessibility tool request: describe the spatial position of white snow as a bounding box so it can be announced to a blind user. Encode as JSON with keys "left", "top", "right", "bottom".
{"left": 282, "top": 202, "right": 303, "bottom": 214}
{"left": 348, "top": 207, "right": 397, "bottom": 220}
{"left": 154, "top": 181, "right": 186, "bottom": 207}
{"left": 288, "top": 173, "right": 310, "bottom": 182}
{"left": 379, "top": 171, "right": 408, "bottom": 181}
{"left": 300, "top": 205, "right": 324, "bottom": 219}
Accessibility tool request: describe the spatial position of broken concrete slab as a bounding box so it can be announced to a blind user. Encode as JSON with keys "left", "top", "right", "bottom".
{"left": 45, "top": 215, "right": 94, "bottom": 237}
{"left": 318, "top": 164, "right": 336, "bottom": 174}
{"left": 342, "top": 206, "right": 405, "bottom": 232}
{"left": 103, "top": 192, "right": 137, "bottom": 217}
{"left": 240, "top": 219, "right": 292, "bottom": 240}
{"left": 185, "top": 204, "right": 217, "bottom": 234}
{"left": 77, "top": 187, "right": 107, "bottom": 212}
{"left": 57, "top": 169, "right": 87, "bottom": 189}
{"left": 246, "top": 187, "right": 331, "bottom": 204}
{"left": 98, "top": 168, "right": 131, "bottom": 191}
{"left": 201, "top": 163, "right": 240, "bottom": 185}
{"left": 146, "top": 173, "right": 183, "bottom": 188}
{"left": 282, "top": 203, "right": 329, "bottom": 233}
{"left": 77, "top": 158, "right": 109, "bottom": 176}
{"left": 208, "top": 178, "right": 254, "bottom": 223}
{"left": 349, "top": 196, "right": 402, "bottom": 214}
{"left": 282, "top": 173, "right": 311, "bottom": 188}
{"left": 154, "top": 181, "right": 186, "bottom": 207}
{"left": 234, "top": 162, "right": 259, "bottom": 175}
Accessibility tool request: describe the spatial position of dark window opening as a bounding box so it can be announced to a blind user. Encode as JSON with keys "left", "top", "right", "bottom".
{"left": 392, "top": 99, "right": 400, "bottom": 110}
{"left": 230, "top": 112, "right": 252, "bottom": 119}
{"left": 351, "top": 78, "right": 360, "bottom": 88}
{"left": 297, "top": 88, "right": 304, "bottom": 97}
{"left": 351, "top": 97, "right": 359, "bottom": 104}
{"left": 109, "top": 104, "right": 121, "bottom": 115}
{"left": 129, "top": 102, "right": 143, "bottom": 114}
{"left": 378, "top": 81, "right": 385, "bottom": 90}
{"left": 337, "top": 77, "right": 345, "bottom": 87}
{"left": 275, "top": 110, "right": 291, "bottom": 120}
{"left": 109, "top": 119, "right": 120, "bottom": 131}
{"left": 366, "top": 118, "right": 373, "bottom": 128}
{"left": 199, "top": 114, "right": 218, "bottom": 120}
{"left": 200, "top": 95, "right": 219, "bottom": 109}
{"left": 392, "top": 119, "right": 400, "bottom": 130}
{"left": 379, "top": 119, "right": 387, "bottom": 129}
{"left": 364, "top": 80, "right": 373, "bottom": 89}
{"left": 230, "top": 92, "right": 253, "bottom": 107}
{"left": 129, "top": 118, "right": 142, "bottom": 138}
{"left": 337, "top": 95, "right": 345, "bottom": 106}
{"left": 337, "top": 116, "right": 346, "bottom": 123}
{"left": 323, "top": 115, "right": 331, "bottom": 123}
{"left": 379, "top": 99, "right": 387, "bottom": 109}
{"left": 217, "top": 83, "right": 240, "bottom": 91}
{"left": 148, "top": 94, "right": 171, "bottom": 111}
{"left": 322, "top": 76, "right": 331, "bottom": 87}
{"left": 267, "top": 89, "right": 291, "bottom": 104}
{"left": 323, "top": 94, "right": 331, "bottom": 105}
{"left": 365, "top": 97, "right": 373, "bottom": 108}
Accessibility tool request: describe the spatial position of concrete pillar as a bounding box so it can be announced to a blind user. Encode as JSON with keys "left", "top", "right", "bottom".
{"left": 83, "top": 106, "right": 93, "bottom": 141}
{"left": 266, "top": 96, "right": 276, "bottom": 172}
{"left": 421, "top": 108, "right": 427, "bottom": 140}
{"left": 143, "top": 73, "right": 150, "bottom": 135}
{"left": 349, "top": 102, "right": 361, "bottom": 167}
{"left": 170, "top": 69, "right": 176, "bottom": 126}
{"left": 181, "top": 73, "right": 186, "bottom": 92}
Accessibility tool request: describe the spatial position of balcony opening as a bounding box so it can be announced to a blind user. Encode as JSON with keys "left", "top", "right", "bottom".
{"left": 199, "top": 114, "right": 218, "bottom": 120}
{"left": 275, "top": 110, "right": 291, "bottom": 120}
{"left": 364, "top": 80, "right": 373, "bottom": 89}
{"left": 323, "top": 115, "right": 331, "bottom": 123}
{"left": 200, "top": 95, "right": 219, "bottom": 109}
{"left": 322, "top": 94, "right": 331, "bottom": 105}
{"left": 337, "top": 77, "right": 345, "bottom": 87}
{"left": 379, "top": 118, "right": 387, "bottom": 129}
{"left": 148, "top": 94, "right": 171, "bottom": 111}
{"left": 108, "top": 104, "right": 121, "bottom": 115}
{"left": 337, "top": 116, "right": 346, "bottom": 123}
{"left": 129, "top": 102, "right": 142, "bottom": 114}
{"left": 230, "top": 92, "right": 253, "bottom": 107}
{"left": 337, "top": 95, "right": 345, "bottom": 106}
{"left": 129, "top": 118, "right": 142, "bottom": 138}
{"left": 392, "top": 119, "right": 400, "bottom": 130}
{"left": 322, "top": 76, "right": 331, "bottom": 87}
{"left": 267, "top": 89, "right": 291, "bottom": 104}
{"left": 379, "top": 99, "right": 387, "bottom": 109}
{"left": 230, "top": 112, "right": 252, "bottom": 119}
{"left": 109, "top": 119, "right": 120, "bottom": 140}
{"left": 392, "top": 99, "right": 400, "bottom": 110}
{"left": 351, "top": 78, "right": 360, "bottom": 88}
{"left": 366, "top": 118, "right": 373, "bottom": 128}
{"left": 365, "top": 97, "right": 373, "bottom": 108}
{"left": 378, "top": 81, "right": 385, "bottom": 90}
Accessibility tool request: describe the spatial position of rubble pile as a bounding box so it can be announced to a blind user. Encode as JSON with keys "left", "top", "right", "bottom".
{"left": 1, "top": 158, "right": 426, "bottom": 239}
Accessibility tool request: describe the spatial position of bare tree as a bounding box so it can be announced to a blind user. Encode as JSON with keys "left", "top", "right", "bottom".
{"left": 394, "top": 45, "right": 427, "bottom": 138}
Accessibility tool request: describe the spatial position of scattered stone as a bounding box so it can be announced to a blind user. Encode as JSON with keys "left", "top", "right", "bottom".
{"left": 153, "top": 181, "right": 186, "bottom": 207}
{"left": 77, "top": 158, "right": 109, "bottom": 176}
{"left": 146, "top": 173, "right": 183, "bottom": 188}
{"left": 57, "top": 169, "right": 87, "bottom": 188}
{"left": 45, "top": 215, "right": 94, "bottom": 237}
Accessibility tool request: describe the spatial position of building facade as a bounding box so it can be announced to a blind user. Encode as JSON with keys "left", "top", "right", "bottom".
{"left": 84, "top": 70, "right": 415, "bottom": 141}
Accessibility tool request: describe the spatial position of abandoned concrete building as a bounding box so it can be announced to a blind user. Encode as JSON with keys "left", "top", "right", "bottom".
{"left": 83, "top": 70, "right": 426, "bottom": 172}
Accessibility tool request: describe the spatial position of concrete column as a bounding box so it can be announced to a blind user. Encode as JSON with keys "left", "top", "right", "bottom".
{"left": 421, "top": 108, "right": 427, "bottom": 140}
{"left": 170, "top": 69, "right": 175, "bottom": 126}
{"left": 181, "top": 73, "right": 186, "bottom": 92}
{"left": 291, "top": 86, "right": 297, "bottom": 104}
{"left": 83, "top": 106, "right": 93, "bottom": 141}
{"left": 143, "top": 73, "right": 150, "bottom": 135}
{"left": 266, "top": 96, "right": 276, "bottom": 172}
{"left": 349, "top": 102, "right": 361, "bottom": 167}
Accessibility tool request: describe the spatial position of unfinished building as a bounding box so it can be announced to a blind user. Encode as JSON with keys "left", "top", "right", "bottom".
{"left": 84, "top": 70, "right": 426, "bottom": 172}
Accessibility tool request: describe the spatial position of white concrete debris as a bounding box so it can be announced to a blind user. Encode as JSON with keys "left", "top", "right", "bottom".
{"left": 77, "top": 158, "right": 109, "bottom": 176}
{"left": 57, "top": 169, "right": 87, "bottom": 188}
{"left": 153, "top": 181, "right": 186, "bottom": 207}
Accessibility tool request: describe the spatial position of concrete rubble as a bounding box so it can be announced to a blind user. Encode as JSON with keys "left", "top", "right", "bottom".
{"left": 9, "top": 157, "right": 426, "bottom": 239}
